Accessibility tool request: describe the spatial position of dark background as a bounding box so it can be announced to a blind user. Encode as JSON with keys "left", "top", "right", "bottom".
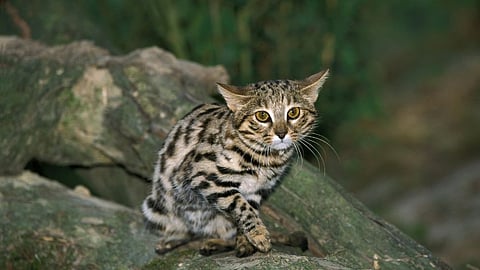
{"left": 2, "top": 1, "right": 479, "bottom": 268}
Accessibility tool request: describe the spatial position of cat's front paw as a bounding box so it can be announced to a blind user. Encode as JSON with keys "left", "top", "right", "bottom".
{"left": 245, "top": 224, "right": 271, "bottom": 253}
{"left": 235, "top": 234, "right": 256, "bottom": 257}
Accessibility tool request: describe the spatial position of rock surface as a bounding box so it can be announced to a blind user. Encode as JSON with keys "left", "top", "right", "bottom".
{"left": 0, "top": 171, "right": 158, "bottom": 269}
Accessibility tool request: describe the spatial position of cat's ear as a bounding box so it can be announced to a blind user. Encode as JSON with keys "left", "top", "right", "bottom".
{"left": 217, "top": 82, "right": 251, "bottom": 112}
{"left": 299, "top": 69, "right": 329, "bottom": 102}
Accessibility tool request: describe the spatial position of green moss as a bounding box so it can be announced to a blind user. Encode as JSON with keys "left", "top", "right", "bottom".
{"left": 4, "top": 231, "right": 82, "bottom": 270}
{"left": 0, "top": 173, "right": 158, "bottom": 269}
{"left": 143, "top": 249, "right": 233, "bottom": 270}
{"left": 266, "top": 163, "right": 443, "bottom": 269}
{"left": 142, "top": 250, "right": 339, "bottom": 270}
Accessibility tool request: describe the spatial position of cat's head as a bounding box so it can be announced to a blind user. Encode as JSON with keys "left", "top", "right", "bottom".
{"left": 217, "top": 70, "right": 328, "bottom": 152}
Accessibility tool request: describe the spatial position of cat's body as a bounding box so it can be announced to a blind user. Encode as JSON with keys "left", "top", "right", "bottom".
{"left": 142, "top": 70, "right": 329, "bottom": 257}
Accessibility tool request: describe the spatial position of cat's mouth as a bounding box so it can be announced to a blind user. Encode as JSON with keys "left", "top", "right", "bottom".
{"left": 271, "top": 135, "right": 293, "bottom": 150}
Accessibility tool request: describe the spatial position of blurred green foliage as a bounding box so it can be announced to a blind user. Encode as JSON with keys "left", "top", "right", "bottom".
{"left": 1, "top": 0, "right": 477, "bottom": 136}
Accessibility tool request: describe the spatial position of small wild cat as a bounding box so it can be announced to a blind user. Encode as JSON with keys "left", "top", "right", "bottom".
{"left": 142, "top": 70, "right": 329, "bottom": 257}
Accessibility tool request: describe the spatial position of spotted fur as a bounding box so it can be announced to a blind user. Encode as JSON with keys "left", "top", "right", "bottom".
{"left": 142, "top": 70, "right": 329, "bottom": 257}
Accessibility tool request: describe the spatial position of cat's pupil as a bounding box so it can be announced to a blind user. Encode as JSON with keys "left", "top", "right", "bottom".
{"left": 255, "top": 111, "right": 270, "bottom": 122}
{"left": 287, "top": 107, "right": 300, "bottom": 120}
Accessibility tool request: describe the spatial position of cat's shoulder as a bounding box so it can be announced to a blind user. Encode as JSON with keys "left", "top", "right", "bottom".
{"left": 182, "top": 103, "right": 229, "bottom": 120}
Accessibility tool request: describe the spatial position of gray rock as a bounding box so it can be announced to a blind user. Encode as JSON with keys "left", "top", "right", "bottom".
{"left": 0, "top": 171, "right": 158, "bottom": 269}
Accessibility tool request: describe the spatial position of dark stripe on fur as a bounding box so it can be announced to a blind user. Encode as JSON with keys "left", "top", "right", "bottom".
{"left": 243, "top": 222, "right": 255, "bottom": 232}
{"left": 231, "top": 146, "right": 262, "bottom": 167}
{"left": 196, "top": 106, "right": 222, "bottom": 118}
{"left": 216, "top": 165, "right": 256, "bottom": 176}
{"left": 197, "top": 117, "right": 212, "bottom": 139}
{"left": 158, "top": 155, "right": 166, "bottom": 174}
{"left": 206, "top": 189, "right": 240, "bottom": 204}
{"left": 196, "top": 152, "right": 217, "bottom": 162}
{"left": 207, "top": 173, "right": 241, "bottom": 188}
{"left": 225, "top": 195, "right": 240, "bottom": 213}
{"left": 181, "top": 104, "right": 208, "bottom": 119}
{"left": 164, "top": 127, "right": 181, "bottom": 157}
{"left": 256, "top": 188, "right": 273, "bottom": 200}
{"left": 195, "top": 181, "right": 211, "bottom": 190}
{"left": 247, "top": 200, "right": 260, "bottom": 210}
{"left": 146, "top": 196, "right": 167, "bottom": 215}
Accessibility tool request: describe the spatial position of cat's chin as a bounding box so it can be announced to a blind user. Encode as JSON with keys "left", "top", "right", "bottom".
{"left": 270, "top": 141, "right": 292, "bottom": 151}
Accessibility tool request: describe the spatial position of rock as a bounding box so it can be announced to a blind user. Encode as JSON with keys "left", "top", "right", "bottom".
{"left": 0, "top": 171, "right": 158, "bottom": 269}
{"left": 0, "top": 36, "right": 228, "bottom": 176}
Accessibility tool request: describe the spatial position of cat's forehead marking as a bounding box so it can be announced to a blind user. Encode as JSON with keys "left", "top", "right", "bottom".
{"left": 251, "top": 79, "right": 295, "bottom": 94}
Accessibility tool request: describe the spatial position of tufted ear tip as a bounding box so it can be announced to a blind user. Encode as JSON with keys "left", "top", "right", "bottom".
{"left": 216, "top": 82, "right": 231, "bottom": 91}
{"left": 216, "top": 82, "right": 249, "bottom": 95}
{"left": 299, "top": 69, "right": 329, "bottom": 101}
{"left": 304, "top": 69, "right": 329, "bottom": 87}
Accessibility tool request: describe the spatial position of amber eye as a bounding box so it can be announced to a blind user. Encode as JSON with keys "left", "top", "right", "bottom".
{"left": 287, "top": 107, "right": 300, "bottom": 120}
{"left": 255, "top": 111, "right": 271, "bottom": 122}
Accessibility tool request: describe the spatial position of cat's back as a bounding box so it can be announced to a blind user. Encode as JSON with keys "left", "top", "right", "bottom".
{"left": 174, "top": 103, "right": 231, "bottom": 145}
{"left": 155, "top": 103, "right": 231, "bottom": 179}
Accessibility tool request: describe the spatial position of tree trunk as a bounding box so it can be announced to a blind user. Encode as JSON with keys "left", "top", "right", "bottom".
{"left": 0, "top": 37, "right": 450, "bottom": 269}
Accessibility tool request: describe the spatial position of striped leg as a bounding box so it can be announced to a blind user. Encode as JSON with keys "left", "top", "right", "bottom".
{"left": 200, "top": 189, "right": 272, "bottom": 255}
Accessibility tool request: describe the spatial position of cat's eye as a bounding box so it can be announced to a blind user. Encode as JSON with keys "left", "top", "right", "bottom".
{"left": 287, "top": 107, "right": 300, "bottom": 120}
{"left": 255, "top": 111, "right": 271, "bottom": 122}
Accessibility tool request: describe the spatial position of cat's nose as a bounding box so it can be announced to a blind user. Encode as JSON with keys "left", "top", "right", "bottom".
{"left": 274, "top": 124, "right": 288, "bottom": 139}
{"left": 276, "top": 131, "right": 287, "bottom": 139}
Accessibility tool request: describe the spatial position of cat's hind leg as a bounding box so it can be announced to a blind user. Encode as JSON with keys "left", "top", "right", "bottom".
{"left": 154, "top": 231, "right": 193, "bottom": 254}
{"left": 199, "top": 238, "right": 235, "bottom": 256}
{"left": 198, "top": 215, "right": 237, "bottom": 256}
{"left": 142, "top": 195, "right": 192, "bottom": 254}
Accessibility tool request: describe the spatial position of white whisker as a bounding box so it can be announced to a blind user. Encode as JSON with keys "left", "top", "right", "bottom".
{"left": 291, "top": 141, "right": 304, "bottom": 172}
{"left": 303, "top": 132, "right": 340, "bottom": 161}
{"left": 298, "top": 138, "right": 326, "bottom": 176}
